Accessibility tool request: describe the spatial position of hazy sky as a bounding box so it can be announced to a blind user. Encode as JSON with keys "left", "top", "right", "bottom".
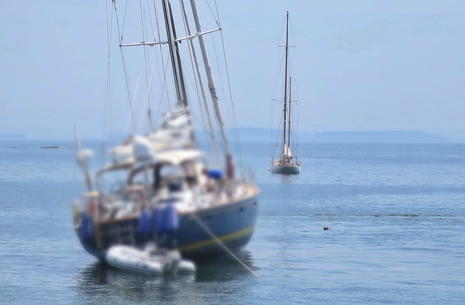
{"left": 1, "top": 0, "right": 465, "bottom": 140}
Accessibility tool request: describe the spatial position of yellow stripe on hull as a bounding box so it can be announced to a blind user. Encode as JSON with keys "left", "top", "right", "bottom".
{"left": 179, "top": 227, "right": 255, "bottom": 252}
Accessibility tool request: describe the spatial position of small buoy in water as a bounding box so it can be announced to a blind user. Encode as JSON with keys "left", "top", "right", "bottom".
{"left": 323, "top": 226, "right": 330, "bottom": 231}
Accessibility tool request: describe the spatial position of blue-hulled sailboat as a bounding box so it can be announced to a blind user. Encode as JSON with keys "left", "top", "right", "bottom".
{"left": 72, "top": 0, "right": 259, "bottom": 262}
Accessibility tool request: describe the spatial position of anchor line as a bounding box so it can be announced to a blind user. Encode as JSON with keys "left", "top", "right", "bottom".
{"left": 189, "top": 212, "right": 259, "bottom": 278}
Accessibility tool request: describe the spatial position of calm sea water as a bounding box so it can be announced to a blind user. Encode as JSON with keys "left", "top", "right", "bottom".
{"left": 1, "top": 141, "right": 464, "bottom": 304}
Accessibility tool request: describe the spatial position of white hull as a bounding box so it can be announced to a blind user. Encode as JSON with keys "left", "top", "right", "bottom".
{"left": 271, "top": 164, "right": 300, "bottom": 174}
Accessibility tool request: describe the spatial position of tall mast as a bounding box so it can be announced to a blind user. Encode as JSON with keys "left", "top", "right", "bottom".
{"left": 282, "top": 11, "right": 289, "bottom": 153}
{"left": 189, "top": 0, "right": 230, "bottom": 156}
{"left": 288, "top": 76, "right": 292, "bottom": 148}
{"left": 179, "top": 0, "right": 218, "bottom": 148}
{"left": 161, "top": 0, "right": 188, "bottom": 107}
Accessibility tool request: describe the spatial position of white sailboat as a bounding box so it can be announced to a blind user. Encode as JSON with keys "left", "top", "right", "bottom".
{"left": 271, "top": 12, "right": 300, "bottom": 175}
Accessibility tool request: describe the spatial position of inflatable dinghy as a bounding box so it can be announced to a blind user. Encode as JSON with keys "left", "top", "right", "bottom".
{"left": 106, "top": 245, "right": 196, "bottom": 275}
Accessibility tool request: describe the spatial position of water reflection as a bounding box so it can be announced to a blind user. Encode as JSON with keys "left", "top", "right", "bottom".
{"left": 74, "top": 250, "right": 257, "bottom": 304}
{"left": 279, "top": 174, "right": 297, "bottom": 184}
{"left": 195, "top": 250, "right": 258, "bottom": 282}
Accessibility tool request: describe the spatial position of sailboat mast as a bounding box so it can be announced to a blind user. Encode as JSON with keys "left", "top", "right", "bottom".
{"left": 161, "top": 0, "right": 188, "bottom": 107}
{"left": 179, "top": 0, "right": 218, "bottom": 148}
{"left": 288, "top": 76, "right": 292, "bottom": 148}
{"left": 189, "top": 0, "right": 230, "bottom": 156}
{"left": 282, "top": 11, "right": 289, "bottom": 153}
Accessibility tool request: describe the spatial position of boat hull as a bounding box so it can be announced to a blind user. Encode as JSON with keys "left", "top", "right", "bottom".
{"left": 76, "top": 193, "right": 259, "bottom": 261}
{"left": 271, "top": 164, "right": 301, "bottom": 175}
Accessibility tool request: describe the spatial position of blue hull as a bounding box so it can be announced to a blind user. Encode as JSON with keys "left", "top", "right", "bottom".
{"left": 76, "top": 194, "right": 259, "bottom": 261}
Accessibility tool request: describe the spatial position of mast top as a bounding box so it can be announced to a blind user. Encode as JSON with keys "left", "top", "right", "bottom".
{"left": 282, "top": 11, "right": 290, "bottom": 153}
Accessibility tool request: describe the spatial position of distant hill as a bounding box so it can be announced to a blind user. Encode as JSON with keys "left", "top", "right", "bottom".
{"left": 311, "top": 131, "right": 447, "bottom": 143}
{"left": 0, "top": 134, "right": 26, "bottom": 140}
{"left": 227, "top": 128, "right": 275, "bottom": 143}
{"left": 229, "top": 128, "right": 448, "bottom": 143}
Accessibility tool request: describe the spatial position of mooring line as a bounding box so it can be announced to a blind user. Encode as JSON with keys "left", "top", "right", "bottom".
{"left": 190, "top": 212, "right": 259, "bottom": 278}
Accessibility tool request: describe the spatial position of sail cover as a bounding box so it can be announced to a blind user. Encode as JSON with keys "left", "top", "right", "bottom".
{"left": 148, "top": 108, "right": 193, "bottom": 151}
{"left": 110, "top": 108, "right": 195, "bottom": 164}
{"left": 283, "top": 144, "right": 292, "bottom": 158}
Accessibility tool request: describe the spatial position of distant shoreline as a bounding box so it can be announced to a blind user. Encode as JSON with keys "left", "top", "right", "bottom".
{"left": 227, "top": 129, "right": 449, "bottom": 144}
{"left": 1, "top": 129, "right": 457, "bottom": 144}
